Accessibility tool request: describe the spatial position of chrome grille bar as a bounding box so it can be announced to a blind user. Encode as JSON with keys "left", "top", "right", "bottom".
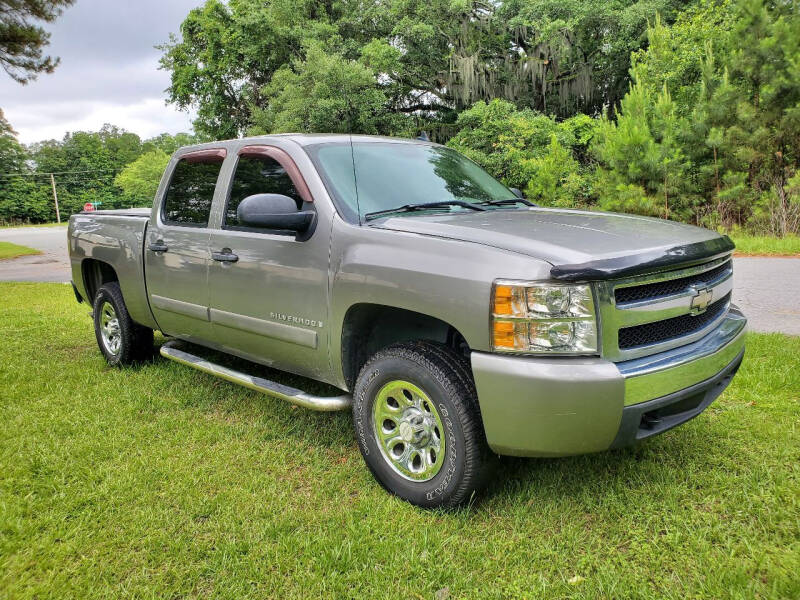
{"left": 596, "top": 255, "right": 734, "bottom": 361}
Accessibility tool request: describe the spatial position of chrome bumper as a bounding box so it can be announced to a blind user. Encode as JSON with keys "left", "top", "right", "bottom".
{"left": 471, "top": 306, "right": 746, "bottom": 457}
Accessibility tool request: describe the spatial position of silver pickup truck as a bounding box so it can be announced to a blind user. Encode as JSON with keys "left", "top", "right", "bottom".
{"left": 69, "top": 134, "right": 746, "bottom": 507}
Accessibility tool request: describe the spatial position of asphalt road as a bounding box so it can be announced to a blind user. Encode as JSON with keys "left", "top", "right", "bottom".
{"left": 0, "top": 225, "right": 70, "bottom": 283}
{"left": 731, "top": 257, "right": 800, "bottom": 335}
{"left": 0, "top": 225, "right": 798, "bottom": 335}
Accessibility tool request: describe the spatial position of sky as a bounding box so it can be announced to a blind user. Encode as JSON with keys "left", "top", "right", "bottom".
{"left": 1, "top": 0, "right": 204, "bottom": 144}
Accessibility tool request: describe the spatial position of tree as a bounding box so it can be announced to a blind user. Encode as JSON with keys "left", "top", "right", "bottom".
{"left": 250, "top": 42, "right": 401, "bottom": 135}
{"left": 142, "top": 132, "right": 204, "bottom": 155}
{"left": 598, "top": 0, "right": 800, "bottom": 233}
{"left": 593, "top": 77, "right": 691, "bottom": 219}
{"left": 522, "top": 135, "right": 588, "bottom": 207}
{"left": 115, "top": 150, "right": 170, "bottom": 205}
{"left": 159, "top": 0, "right": 696, "bottom": 138}
{"left": 0, "top": 0, "right": 75, "bottom": 83}
{"left": 158, "top": 0, "right": 329, "bottom": 139}
{"left": 717, "top": 0, "right": 800, "bottom": 235}
{"left": 0, "top": 109, "right": 52, "bottom": 223}
{"left": 630, "top": 3, "right": 736, "bottom": 117}
{"left": 447, "top": 99, "right": 598, "bottom": 196}
{"left": 0, "top": 108, "right": 25, "bottom": 172}
{"left": 28, "top": 125, "right": 147, "bottom": 216}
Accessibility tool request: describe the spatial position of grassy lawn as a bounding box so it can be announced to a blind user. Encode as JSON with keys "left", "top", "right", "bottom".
{"left": 0, "top": 241, "right": 42, "bottom": 260}
{"left": 0, "top": 283, "right": 797, "bottom": 599}
{"left": 729, "top": 234, "right": 800, "bottom": 256}
{"left": 0, "top": 222, "right": 67, "bottom": 229}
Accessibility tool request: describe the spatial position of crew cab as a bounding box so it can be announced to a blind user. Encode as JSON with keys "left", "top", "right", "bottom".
{"left": 68, "top": 135, "right": 746, "bottom": 507}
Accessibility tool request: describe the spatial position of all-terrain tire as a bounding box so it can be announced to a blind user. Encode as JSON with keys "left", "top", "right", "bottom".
{"left": 93, "top": 282, "right": 153, "bottom": 366}
{"left": 352, "top": 342, "right": 490, "bottom": 508}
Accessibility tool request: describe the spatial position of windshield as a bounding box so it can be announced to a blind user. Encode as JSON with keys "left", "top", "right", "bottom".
{"left": 307, "top": 142, "right": 515, "bottom": 222}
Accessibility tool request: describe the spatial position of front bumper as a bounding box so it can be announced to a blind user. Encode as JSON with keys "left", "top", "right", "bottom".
{"left": 471, "top": 306, "right": 746, "bottom": 457}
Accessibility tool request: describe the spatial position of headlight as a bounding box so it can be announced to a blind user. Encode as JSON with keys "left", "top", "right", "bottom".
{"left": 491, "top": 281, "right": 598, "bottom": 354}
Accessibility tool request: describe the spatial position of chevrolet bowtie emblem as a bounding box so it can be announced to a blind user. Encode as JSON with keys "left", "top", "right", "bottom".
{"left": 690, "top": 286, "right": 713, "bottom": 315}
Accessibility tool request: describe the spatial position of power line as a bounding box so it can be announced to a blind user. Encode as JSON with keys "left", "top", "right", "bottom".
{"left": 1, "top": 175, "right": 120, "bottom": 186}
{"left": 0, "top": 167, "right": 122, "bottom": 180}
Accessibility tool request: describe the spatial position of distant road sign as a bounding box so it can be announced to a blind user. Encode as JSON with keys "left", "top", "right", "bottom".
{"left": 83, "top": 202, "right": 95, "bottom": 212}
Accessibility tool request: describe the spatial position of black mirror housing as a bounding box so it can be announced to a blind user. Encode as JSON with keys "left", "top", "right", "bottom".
{"left": 510, "top": 187, "right": 525, "bottom": 199}
{"left": 237, "top": 193, "right": 314, "bottom": 233}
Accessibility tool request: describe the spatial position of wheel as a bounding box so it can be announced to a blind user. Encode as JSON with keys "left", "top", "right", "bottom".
{"left": 93, "top": 282, "right": 153, "bottom": 366}
{"left": 352, "top": 341, "right": 490, "bottom": 508}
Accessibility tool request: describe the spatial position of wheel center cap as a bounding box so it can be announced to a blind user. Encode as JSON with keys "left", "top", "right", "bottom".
{"left": 399, "top": 421, "right": 414, "bottom": 442}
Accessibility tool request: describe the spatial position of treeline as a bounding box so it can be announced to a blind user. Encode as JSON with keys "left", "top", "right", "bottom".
{"left": 2, "top": 0, "right": 799, "bottom": 234}
{"left": 0, "top": 116, "right": 199, "bottom": 224}
{"left": 160, "top": 0, "right": 800, "bottom": 236}
{"left": 455, "top": 0, "right": 800, "bottom": 236}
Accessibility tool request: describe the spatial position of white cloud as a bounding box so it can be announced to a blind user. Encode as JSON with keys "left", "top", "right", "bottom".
{"left": 0, "top": 0, "right": 204, "bottom": 144}
{"left": 7, "top": 98, "right": 196, "bottom": 144}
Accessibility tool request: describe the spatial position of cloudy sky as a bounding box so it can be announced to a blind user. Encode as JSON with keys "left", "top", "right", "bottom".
{"left": 1, "top": 0, "right": 204, "bottom": 144}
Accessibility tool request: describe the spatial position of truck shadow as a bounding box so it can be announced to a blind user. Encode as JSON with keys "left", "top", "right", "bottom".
{"left": 477, "top": 429, "right": 727, "bottom": 510}
{"left": 148, "top": 339, "right": 725, "bottom": 509}
{"left": 153, "top": 338, "right": 345, "bottom": 397}
{"left": 150, "top": 338, "right": 354, "bottom": 447}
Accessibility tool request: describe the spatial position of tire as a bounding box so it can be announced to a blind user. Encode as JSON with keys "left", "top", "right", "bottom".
{"left": 352, "top": 341, "right": 490, "bottom": 508}
{"left": 93, "top": 282, "right": 153, "bottom": 366}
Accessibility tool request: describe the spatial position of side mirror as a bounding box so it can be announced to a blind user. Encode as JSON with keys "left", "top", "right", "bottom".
{"left": 510, "top": 187, "right": 525, "bottom": 199}
{"left": 237, "top": 193, "right": 314, "bottom": 233}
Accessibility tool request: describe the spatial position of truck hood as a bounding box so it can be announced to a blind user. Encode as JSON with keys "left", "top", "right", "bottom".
{"left": 370, "top": 207, "right": 734, "bottom": 280}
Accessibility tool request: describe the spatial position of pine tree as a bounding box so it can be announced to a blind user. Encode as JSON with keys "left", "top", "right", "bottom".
{"left": 0, "top": 0, "right": 75, "bottom": 84}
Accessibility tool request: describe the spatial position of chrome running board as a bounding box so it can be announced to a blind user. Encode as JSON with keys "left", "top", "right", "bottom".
{"left": 159, "top": 341, "right": 351, "bottom": 412}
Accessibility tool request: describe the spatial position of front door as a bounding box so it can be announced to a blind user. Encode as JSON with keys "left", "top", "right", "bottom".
{"left": 206, "top": 147, "right": 331, "bottom": 379}
{"left": 145, "top": 150, "right": 226, "bottom": 340}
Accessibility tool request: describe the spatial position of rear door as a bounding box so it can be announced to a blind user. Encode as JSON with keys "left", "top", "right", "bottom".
{"left": 206, "top": 145, "right": 331, "bottom": 380}
{"left": 144, "top": 149, "right": 226, "bottom": 340}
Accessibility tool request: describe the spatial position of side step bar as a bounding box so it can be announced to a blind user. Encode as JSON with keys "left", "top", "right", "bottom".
{"left": 159, "top": 341, "right": 351, "bottom": 412}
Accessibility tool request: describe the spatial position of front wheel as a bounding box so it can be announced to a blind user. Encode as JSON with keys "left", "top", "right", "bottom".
{"left": 352, "top": 342, "right": 490, "bottom": 508}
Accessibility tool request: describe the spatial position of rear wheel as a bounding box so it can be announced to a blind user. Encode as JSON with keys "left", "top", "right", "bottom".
{"left": 352, "top": 342, "right": 489, "bottom": 508}
{"left": 93, "top": 282, "right": 153, "bottom": 366}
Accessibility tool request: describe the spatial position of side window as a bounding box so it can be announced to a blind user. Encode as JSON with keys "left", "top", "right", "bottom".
{"left": 225, "top": 155, "right": 302, "bottom": 228}
{"left": 162, "top": 158, "right": 223, "bottom": 226}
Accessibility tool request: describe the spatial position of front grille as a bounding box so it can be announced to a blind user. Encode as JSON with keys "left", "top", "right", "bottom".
{"left": 618, "top": 292, "right": 731, "bottom": 349}
{"left": 615, "top": 260, "right": 731, "bottom": 305}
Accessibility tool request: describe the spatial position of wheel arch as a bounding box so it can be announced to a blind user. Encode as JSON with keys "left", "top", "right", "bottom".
{"left": 340, "top": 303, "right": 470, "bottom": 391}
{"left": 81, "top": 258, "right": 119, "bottom": 303}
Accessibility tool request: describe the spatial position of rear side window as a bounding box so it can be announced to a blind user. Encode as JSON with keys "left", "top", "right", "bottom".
{"left": 162, "top": 158, "right": 223, "bottom": 226}
{"left": 225, "top": 155, "right": 302, "bottom": 228}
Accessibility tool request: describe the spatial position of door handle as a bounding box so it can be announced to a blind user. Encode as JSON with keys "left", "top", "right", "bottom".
{"left": 148, "top": 241, "right": 168, "bottom": 253}
{"left": 211, "top": 249, "right": 239, "bottom": 263}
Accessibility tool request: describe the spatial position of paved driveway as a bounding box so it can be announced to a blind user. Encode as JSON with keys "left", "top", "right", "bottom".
{"left": 0, "top": 225, "right": 70, "bottom": 283}
{"left": 0, "top": 225, "right": 798, "bottom": 335}
{"left": 731, "top": 257, "right": 800, "bottom": 335}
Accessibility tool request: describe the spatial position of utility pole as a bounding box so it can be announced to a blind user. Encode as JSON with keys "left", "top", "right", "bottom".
{"left": 49, "top": 173, "right": 61, "bottom": 224}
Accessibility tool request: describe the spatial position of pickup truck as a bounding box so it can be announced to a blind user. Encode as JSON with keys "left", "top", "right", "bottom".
{"left": 68, "top": 134, "right": 746, "bottom": 508}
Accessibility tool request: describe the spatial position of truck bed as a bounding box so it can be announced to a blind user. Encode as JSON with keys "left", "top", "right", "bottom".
{"left": 85, "top": 207, "right": 151, "bottom": 218}
{"left": 68, "top": 208, "right": 156, "bottom": 330}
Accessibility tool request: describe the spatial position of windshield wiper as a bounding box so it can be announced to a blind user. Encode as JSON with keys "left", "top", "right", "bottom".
{"left": 478, "top": 197, "right": 537, "bottom": 208}
{"left": 364, "top": 200, "right": 487, "bottom": 221}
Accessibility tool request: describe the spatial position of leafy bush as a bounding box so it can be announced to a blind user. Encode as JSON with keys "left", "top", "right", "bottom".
{"left": 115, "top": 150, "right": 170, "bottom": 206}
{"left": 594, "top": 0, "right": 800, "bottom": 234}
{"left": 446, "top": 100, "right": 598, "bottom": 207}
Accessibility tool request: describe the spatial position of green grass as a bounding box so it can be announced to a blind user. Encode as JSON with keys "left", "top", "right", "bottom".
{"left": 0, "top": 221, "right": 67, "bottom": 229}
{"left": 1, "top": 283, "right": 798, "bottom": 599}
{"left": 729, "top": 234, "right": 800, "bottom": 256}
{"left": 0, "top": 241, "right": 41, "bottom": 260}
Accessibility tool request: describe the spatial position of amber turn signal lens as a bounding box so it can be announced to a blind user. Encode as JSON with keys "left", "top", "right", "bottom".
{"left": 493, "top": 284, "right": 513, "bottom": 315}
{"left": 492, "top": 320, "right": 515, "bottom": 349}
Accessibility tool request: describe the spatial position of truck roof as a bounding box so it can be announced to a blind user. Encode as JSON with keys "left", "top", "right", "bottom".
{"left": 175, "top": 133, "right": 433, "bottom": 154}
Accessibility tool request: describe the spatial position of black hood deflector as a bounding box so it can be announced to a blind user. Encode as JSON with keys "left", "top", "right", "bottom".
{"left": 550, "top": 236, "right": 735, "bottom": 281}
